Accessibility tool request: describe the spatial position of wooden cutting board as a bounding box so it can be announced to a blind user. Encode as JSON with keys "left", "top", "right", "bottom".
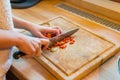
{"left": 21, "top": 16, "right": 119, "bottom": 80}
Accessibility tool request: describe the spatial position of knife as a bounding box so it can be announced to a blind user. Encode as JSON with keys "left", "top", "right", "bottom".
{"left": 13, "top": 28, "right": 79, "bottom": 59}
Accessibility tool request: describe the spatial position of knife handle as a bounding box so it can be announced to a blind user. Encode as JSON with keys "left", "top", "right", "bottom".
{"left": 13, "top": 45, "right": 45, "bottom": 59}
{"left": 13, "top": 51, "right": 25, "bottom": 59}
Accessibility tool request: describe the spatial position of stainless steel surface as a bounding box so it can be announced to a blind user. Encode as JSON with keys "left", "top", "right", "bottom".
{"left": 56, "top": 3, "right": 120, "bottom": 31}
{"left": 49, "top": 28, "right": 79, "bottom": 47}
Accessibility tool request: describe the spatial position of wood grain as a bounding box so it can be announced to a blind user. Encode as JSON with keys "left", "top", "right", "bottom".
{"left": 11, "top": 0, "right": 120, "bottom": 80}
{"left": 34, "top": 16, "right": 119, "bottom": 80}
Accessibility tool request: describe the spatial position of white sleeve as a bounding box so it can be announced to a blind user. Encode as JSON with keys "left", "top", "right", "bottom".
{"left": 0, "top": 0, "right": 13, "bottom": 30}
{"left": 0, "top": 0, "right": 14, "bottom": 80}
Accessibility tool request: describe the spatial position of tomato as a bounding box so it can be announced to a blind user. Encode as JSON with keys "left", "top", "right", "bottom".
{"left": 45, "top": 33, "right": 76, "bottom": 50}
{"left": 59, "top": 45, "right": 67, "bottom": 49}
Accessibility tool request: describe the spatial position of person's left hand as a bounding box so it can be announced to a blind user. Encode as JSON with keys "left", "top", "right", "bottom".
{"left": 26, "top": 23, "right": 62, "bottom": 38}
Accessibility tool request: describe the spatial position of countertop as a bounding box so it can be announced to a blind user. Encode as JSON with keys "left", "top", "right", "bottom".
{"left": 11, "top": 0, "right": 120, "bottom": 80}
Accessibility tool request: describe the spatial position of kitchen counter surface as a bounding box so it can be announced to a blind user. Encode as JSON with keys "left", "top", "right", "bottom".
{"left": 11, "top": 0, "right": 120, "bottom": 80}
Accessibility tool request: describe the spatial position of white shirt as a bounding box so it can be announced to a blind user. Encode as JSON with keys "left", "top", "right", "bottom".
{"left": 0, "top": 0, "right": 14, "bottom": 79}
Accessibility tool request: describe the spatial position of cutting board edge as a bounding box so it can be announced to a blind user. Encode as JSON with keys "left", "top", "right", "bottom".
{"left": 34, "top": 52, "right": 102, "bottom": 80}
{"left": 34, "top": 56, "right": 66, "bottom": 80}
{"left": 34, "top": 45, "right": 119, "bottom": 80}
{"left": 68, "top": 46, "right": 120, "bottom": 80}
{"left": 34, "top": 16, "right": 120, "bottom": 80}
{"left": 100, "top": 45, "right": 120, "bottom": 62}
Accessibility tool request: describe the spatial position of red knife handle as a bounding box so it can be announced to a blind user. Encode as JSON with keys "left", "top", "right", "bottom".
{"left": 13, "top": 51, "right": 25, "bottom": 59}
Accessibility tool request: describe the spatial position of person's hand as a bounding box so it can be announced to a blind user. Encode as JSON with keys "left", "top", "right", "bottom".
{"left": 16, "top": 33, "right": 49, "bottom": 58}
{"left": 13, "top": 16, "right": 62, "bottom": 38}
{"left": 26, "top": 23, "right": 62, "bottom": 38}
{"left": 0, "top": 30, "right": 49, "bottom": 58}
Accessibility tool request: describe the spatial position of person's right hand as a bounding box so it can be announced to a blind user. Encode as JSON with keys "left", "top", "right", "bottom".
{"left": 16, "top": 33, "right": 49, "bottom": 58}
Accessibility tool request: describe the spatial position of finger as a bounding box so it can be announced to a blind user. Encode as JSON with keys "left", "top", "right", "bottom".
{"left": 35, "top": 49, "right": 42, "bottom": 57}
{"left": 31, "top": 40, "right": 39, "bottom": 56}
{"left": 44, "top": 27, "right": 60, "bottom": 35}
{"left": 40, "top": 39, "right": 49, "bottom": 50}
{"left": 35, "top": 42, "right": 42, "bottom": 57}
{"left": 47, "top": 29, "right": 60, "bottom": 36}
{"left": 32, "top": 38, "right": 43, "bottom": 57}
{"left": 22, "top": 40, "right": 36, "bottom": 56}
{"left": 53, "top": 26, "right": 63, "bottom": 34}
{"left": 36, "top": 32, "right": 47, "bottom": 38}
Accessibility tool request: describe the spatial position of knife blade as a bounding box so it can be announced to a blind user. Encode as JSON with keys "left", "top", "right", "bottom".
{"left": 13, "top": 28, "right": 79, "bottom": 59}
{"left": 49, "top": 28, "right": 79, "bottom": 47}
